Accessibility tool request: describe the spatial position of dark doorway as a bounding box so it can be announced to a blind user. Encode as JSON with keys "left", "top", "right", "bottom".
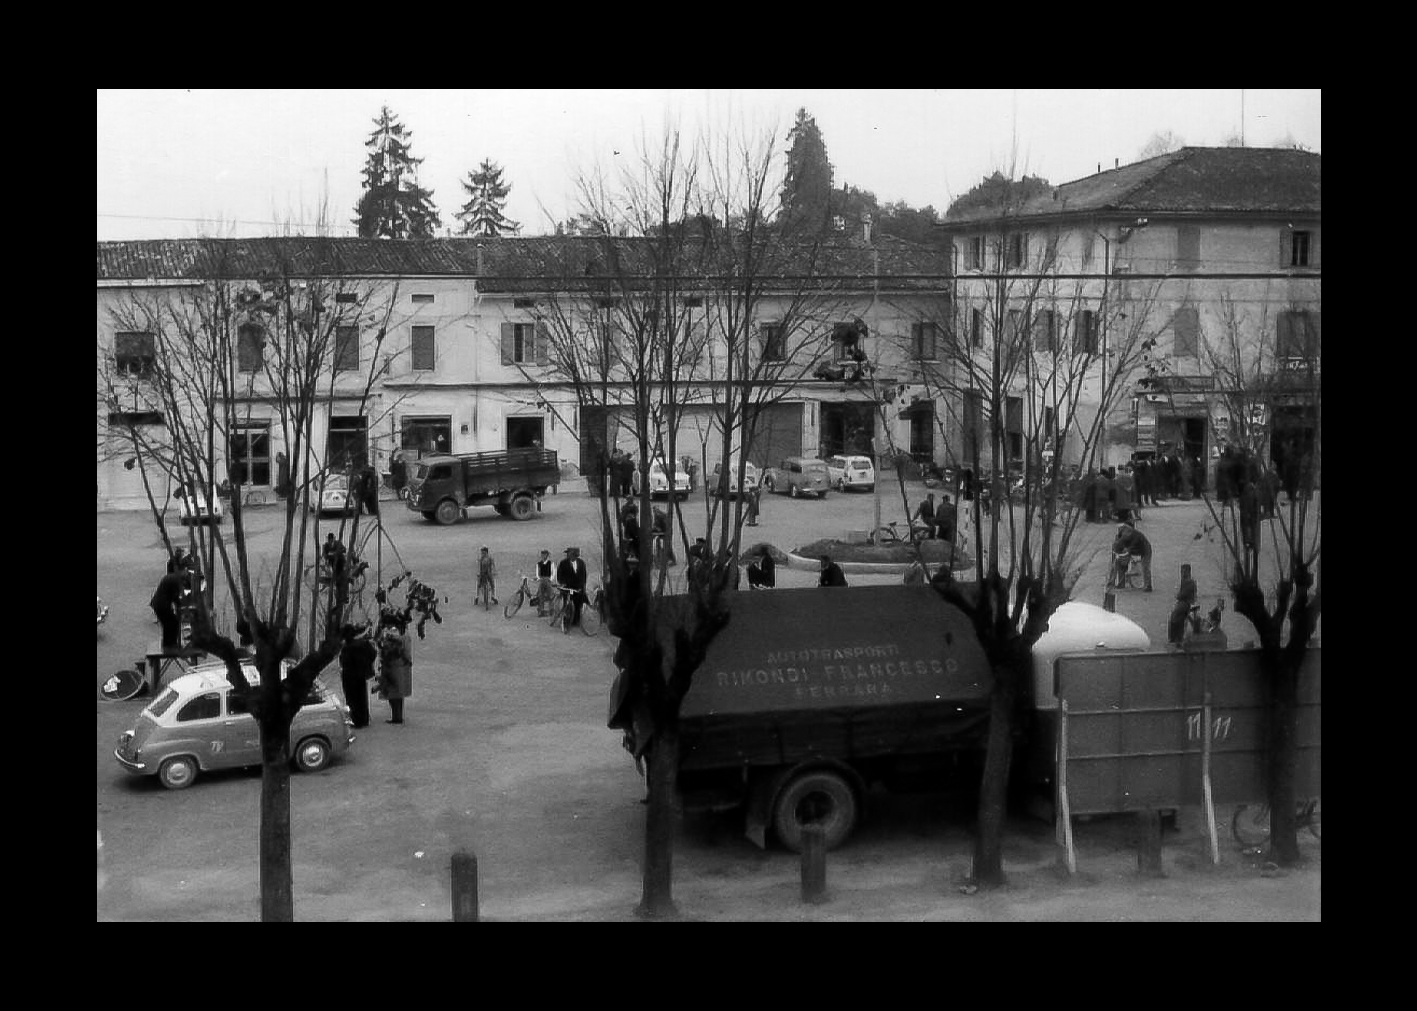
{"left": 908, "top": 403, "right": 936, "bottom": 464}
{"left": 328, "top": 415, "right": 368, "bottom": 469}
{"left": 820, "top": 403, "right": 876, "bottom": 459}
{"left": 506, "top": 416, "right": 545, "bottom": 451}
{"left": 401, "top": 416, "right": 451, "bottom": 457}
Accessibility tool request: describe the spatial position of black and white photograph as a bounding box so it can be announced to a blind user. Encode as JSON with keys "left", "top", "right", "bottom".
{"left": 97, "top": 89, "right": 1321, "bottom": 921}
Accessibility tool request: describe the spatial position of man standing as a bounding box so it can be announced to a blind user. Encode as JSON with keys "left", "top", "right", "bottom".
{"left": 936, "top": 494, "right": 958, "bottom": 546}
{"left": 338, "top": 624, "right": 376, "bottom": 728}
{"left": 475, "top": 545, "right": 498, "bottom": 607}
{"left": 746, "top": 483, "right": 762, "bottom": 527}
{"left": 1168, "top": 564, "right": 1199, "bottom": 645}
{"left": 913, "top": 493, "right": 937, "bottom": 539}
{"left": 556, "top": 546, "right": 589, "bottom": 627}
{"left": 748, "top": 548, "right": 776, "bottom": 588}
{"left": 818, "top": 554, "right": 848, "bottom": 587}
{"left": 1112, "top": 522, "right": 1153, "bottom": 592}
{"left": 535, "top": 548, "right": 555, "bottom": 615}
{"left": 149, "top": 568, "right": 187, "bottom": 651}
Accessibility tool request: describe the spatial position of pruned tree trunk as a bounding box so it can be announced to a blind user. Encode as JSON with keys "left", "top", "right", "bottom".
{"left": 259, "top": 710, "right": 294, "bottom": 922}
{"left": 639, "top": 726, "right": 680, "bottom": 919}
{"left": 973, "top": 666, "right": 1016, "bottom": 886}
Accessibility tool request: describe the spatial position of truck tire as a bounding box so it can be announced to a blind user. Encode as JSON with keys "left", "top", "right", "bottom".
{"left": 508, "top": 495, "right": 536, "bottom": 521}
{"left": 434, "top": 499, "right": 461, "bottom": 526}
{"left": 772, "top": 770, "right": 858, "bottom": 853}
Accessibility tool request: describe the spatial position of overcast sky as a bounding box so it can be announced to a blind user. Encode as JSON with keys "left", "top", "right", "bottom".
{"left": 96, "top": 89, "right": 1321, "bottom": 242}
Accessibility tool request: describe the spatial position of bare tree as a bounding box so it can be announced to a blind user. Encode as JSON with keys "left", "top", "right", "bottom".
{"left": 99, "top": 237, "right": 434, "bottom": 920}
{"left": 1156, "top": 290, "right": 1321, "bottom": 867}
{"left": 909, "top": 189, "right": 1168, "bottom": 886}
{"left": 521, "top": 122, "right": 855, "bottom": 916}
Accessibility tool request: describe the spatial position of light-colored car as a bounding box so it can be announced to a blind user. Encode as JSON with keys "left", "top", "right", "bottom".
{"left": 309, "top": 473, "right": 359, "bottom": 516}
{"left": 177, "top": 487, "right": 223, "bottom": 525}
{"left": 114, "top": 661, "right": 355, "bottom": 790}
{"left": 824, "top": 454, "right": 876, "bottom": 492}
{"left": 641, "top": 458, "right": 690, "bottom": 500}
{"left": 709, "top": 460, "right": 759, "bottom": 499}
{"left": 761, "top": 457, "right": 830, "bottom": 499}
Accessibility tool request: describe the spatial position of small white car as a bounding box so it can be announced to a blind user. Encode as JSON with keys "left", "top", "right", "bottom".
{"left": 641, "top": 459, "right": 690, "bottom": 500}
{"left": 309, "top": 473, "right": 359, "bottom": 516}
{"left": 709, "top": 460, "right": 759, "bottom": 499}
{"left": 825, "top": 454, "right": 876, "bottom": 493}
{"left": 114, "top": 661, "right": 355, "bottom": 790}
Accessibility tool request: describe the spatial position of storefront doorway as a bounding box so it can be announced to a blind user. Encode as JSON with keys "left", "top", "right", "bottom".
{"left": 506, "top": 416, "right": 545, "bottom": 451}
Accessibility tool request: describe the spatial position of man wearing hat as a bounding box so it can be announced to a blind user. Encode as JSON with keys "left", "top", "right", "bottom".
{"left": 556, "top": 546, "right": 589, "bottom": 627}
{"left": 535, "top": 548, "right": 555, "bottom": 616}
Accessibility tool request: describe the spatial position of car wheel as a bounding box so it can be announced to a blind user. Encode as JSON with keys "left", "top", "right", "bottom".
{"left": 158, "top": 755, "right": 199, "bottom": 790}
{"left": 294, "top": 736, "right": 331, "bottom": 773}
{"left": 509, "top": 495, "right": 536, "bottom": 521}
{"left": 773, "top": 770, "right": 858, "bottom": 852}
{"left": 434, "top": 499, "right": 461, "bottom": 525}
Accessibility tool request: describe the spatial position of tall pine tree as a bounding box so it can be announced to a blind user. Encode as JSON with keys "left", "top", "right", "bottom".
{"left": 353, "top": 106, "right": 442, "bottom": 239}
{"left": 779, "top": 108, "right": 834, "bottom": 234}
{"left": 455, "top": 159, "right": 520, "bottom": 237}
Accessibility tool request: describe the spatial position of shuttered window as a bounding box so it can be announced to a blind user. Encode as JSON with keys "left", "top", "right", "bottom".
{"left": 500, "top": 322, "right": 542, "bottom": 365}
{"left": 911, "top": 321, "right": 938, "bottom": 360}
{"left": 1173, "top": 307, "right": 1199, "bottom": 358}
{"left": 334, "top": 325, "right": 359, "bottom": 372}
{"left": 237, "top": 323, "right": 264, "bottom": 373}
{"left": 1277, "top": 310, "right": 1321, "bottom": 359}
{"left": 411, "top": 325, "right": 435, "bottom": 371}
{"left": 1176, "top": 225, "right": 1200, "bottom": 270}
{"left": 1075, "top": 309, "right": 1099, "bottom": 355}
{"left": 761, "top": 323, "right": 785, "bottom": 361}
{"left": 1033, "top": 309, "right": 1056, "bottom": 353}
{"left": 115, "top": 331, "right": 155, "bottom": 377}
{"left": 970, "top": 308, "right": 984, "bottom": 348}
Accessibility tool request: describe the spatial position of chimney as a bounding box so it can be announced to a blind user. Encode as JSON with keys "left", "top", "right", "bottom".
{"left": 861, "top": 213, "right": 872, "bottom": 244}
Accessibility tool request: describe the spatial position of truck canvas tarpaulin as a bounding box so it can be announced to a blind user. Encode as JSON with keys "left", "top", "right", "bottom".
{"left": 677, "top": 584, "right": 993, "bottom": 772}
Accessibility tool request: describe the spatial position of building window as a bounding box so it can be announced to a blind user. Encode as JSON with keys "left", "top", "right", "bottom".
{"left": 237, "top": 323, "right": 265, "bottom": 373}
{"left": 501, "top": 322, "right": 544, "bottom": 365}
{"left": 970, "top": 308, "right": 984, "bottom": 349}
{"left": 335, "top": 292, "right": 358, "bottom": 304}
{"left": 1288, "top": 230, "right": 1312, "bottom": 268}
{"left": 1176, "top": 225, "right": 1200, "bottom": 270}
{"left": 1005, "top": 309, "right": 1025, "bottom": 351}
{"left": 229, "top": 424, "right": 271, "bottom": 486}
{"left": 114, "top": 331, "right": 156, "bottom": 378}
{"left": 911, "top": 321, "right": 938, "bottom": 360}
{"left": 334, "top": 325, "right": 359, "bottom": 373}
{"left": 1277, "top": 310, "right": 1321, "bottom": 360}
{"left": 411, "top": 325, "right": 435, "bottom": 371}
{"left": 1173, "top": 307, "right": 1199, "bottom": 358}
{"left": 1075, "top": 309, "right": 1099, "bottom": 355}
{"left": 1032, "top": 309, "right": 1056, "bottom": 353}
{"left": 1005, "top": 232, "right": 1028, "bottom": 269}
{"left": 412, "top": 293, "right": 434, "bottom": 304}
{"left": 964, "top": 236, "right": 983, "bottom": 271}
{"left": 1006, "top": 396, "right": 1024, "bottom": 462}
{"left": 761, "top": 323, "right": 785, "bottom": 361}
{"left": 327, "top": 416, "right": 368, "bottom": 469}
{"left": 513, "top": 297, "right": 537, "bottom": 310}
{"left": 401, "top": 416, "right": 451, "bottom": 456}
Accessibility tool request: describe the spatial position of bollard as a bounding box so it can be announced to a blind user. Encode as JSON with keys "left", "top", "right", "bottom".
{"left": 1103, "top": 591, "right": 1116, "bottom": 613}
{"left": 451, "top": 850, "right": 479, "bottom": 922}
{"left": 800, "top": 824, "right": 827, "bottom": 904}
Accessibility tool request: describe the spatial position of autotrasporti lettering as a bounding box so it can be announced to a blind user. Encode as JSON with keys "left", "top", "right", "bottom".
{"left": 713, "top": 644, "right": 957, "bottom": 701}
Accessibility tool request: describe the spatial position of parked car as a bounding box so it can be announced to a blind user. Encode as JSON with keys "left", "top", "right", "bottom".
{"left": 709, "top": 460, "right": 759, "bottom": 499}
{"left": 309, "top": 473, "right": 360, "bottom": 516}
{"left": 824, "top": 454, "right": 876, "bottom": 492}
{"left": 761, "top": 457, "right": 830, "bottom": 499}
{"left": 640, "top": 458, "right": 690, "bottom": 500}
{"left": 114, "top": 661, "right": 355, "bottom": 790}
{"left": 176, "top": 486, "right": 223, "bottom": 525}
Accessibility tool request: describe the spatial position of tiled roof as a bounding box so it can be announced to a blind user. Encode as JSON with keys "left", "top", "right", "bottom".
{"left": 943, "top": 147, "right": 1321, "bottom": 226}
{"left": 97, "top": 234, "right": 952, "bottom": 290}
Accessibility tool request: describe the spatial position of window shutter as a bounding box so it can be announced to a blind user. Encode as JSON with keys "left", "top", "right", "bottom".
{"left": 924, "top": 322, "right": 936, "bottom": 359}
{"left": 535, "top": 321, "right": 549, "bottom": 365}
{"left": 1280, "top": 229, "right": 1293, "bottom": 268}
{"left": 501, "top": 323, "right": 514, "bottom": 365}
{"left": 1034, "top": 311, "right": 1050, "bottom": 352}
{"left": 1276, "top": 312, "right": 1294, "bottom": 357}
{"left": 1310, "top": 231, "right": 1321, "bottom": 268}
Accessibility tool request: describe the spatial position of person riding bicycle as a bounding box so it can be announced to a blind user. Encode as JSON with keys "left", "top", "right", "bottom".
{"left": 534, "top": 548, "right": 555, "bottom": 616}
{"left": 555, "top": 546, "right": 589, "bottom": 626}
{"left": 476, "top": 545, "right": 498, "bottom": 606}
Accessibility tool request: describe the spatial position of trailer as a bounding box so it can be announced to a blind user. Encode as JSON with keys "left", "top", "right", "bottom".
{"left": 405, "top": 447, "right": 559, "bottom": 525}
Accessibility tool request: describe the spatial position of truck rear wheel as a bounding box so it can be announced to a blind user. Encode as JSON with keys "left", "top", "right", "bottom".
{"left": 773, "top": 770, "right": 858, "bottom": 852}
{"left": 434, "top": 500, "right": 461, "bottom": 525}
{"left": 508, "top": 495, "right": 536, "bottom": 521}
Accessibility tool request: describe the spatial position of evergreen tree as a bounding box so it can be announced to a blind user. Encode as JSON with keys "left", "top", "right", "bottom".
{"left": 455, "top": 159, "right": 520, "bottom": 237}
{"left": 353, "top": 106, "right": 442, "bottom": 239}
{"left": 779, "top": 108, "right": 833, "bottom": 233}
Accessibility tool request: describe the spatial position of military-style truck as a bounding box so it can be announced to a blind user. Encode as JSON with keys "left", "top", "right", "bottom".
{"left": 405, "top": 447, "right": 560, "bottom": 525}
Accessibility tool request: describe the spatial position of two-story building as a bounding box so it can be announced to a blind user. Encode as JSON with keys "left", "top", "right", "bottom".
{"left": 97, "top": 232, "right": 955, "bottom": 510}
{"left": 938, "top": 147, "right": 1320, "bottom": 486}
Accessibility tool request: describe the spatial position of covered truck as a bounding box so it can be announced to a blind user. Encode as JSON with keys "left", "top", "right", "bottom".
{"left": 612, "top": 584, "right": 994, "bottom": 852}
{"left": 405, "top": 447, "right": 559, "bottom": 525}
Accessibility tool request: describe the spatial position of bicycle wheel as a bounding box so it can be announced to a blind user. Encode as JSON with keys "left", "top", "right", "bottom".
{"left": 100, "top": 667, "right": 146, "bottom": 702}
{"left": 1232, "top": 803, "right": 1272, "bottom": 848}
{"left": 580, "top": 595, "right": 601, "bottom": 636}
{"left": 546, "top": 594, "right": 565, "bottom": 629}
{"left": 503, "top": 590, "right": 525, "bottom": 619}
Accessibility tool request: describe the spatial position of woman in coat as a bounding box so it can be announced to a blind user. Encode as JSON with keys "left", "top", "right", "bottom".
{"left": 376, "top": 626, "right": 413, "bottom": 725}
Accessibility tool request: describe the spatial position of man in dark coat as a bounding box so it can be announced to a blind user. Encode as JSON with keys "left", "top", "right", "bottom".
{"left": 150, "top": 569, "right": 187, "bottom": 650}
{"left": 747, "top": 548, "right": 776, "bottom": 588}
{"left": 556, "top": 546, "right": 589, "bottom": 627}
{"left": 338, "top": 625, "right": 376, "bottom": 728}
{"left": 1111, "top": 522, "right": 1153, "bottom": 592}
{"left": 818, "top": 555, "right": 848, "bottom": 587}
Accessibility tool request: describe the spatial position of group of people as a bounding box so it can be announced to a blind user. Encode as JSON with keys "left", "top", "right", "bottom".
{"left": 911, "top": 492, "right": 958, "bottom": 543}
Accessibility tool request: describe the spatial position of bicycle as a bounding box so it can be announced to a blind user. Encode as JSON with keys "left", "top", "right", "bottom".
{"left": 870, "top": 520, "right": 928, "bottom": 546}
{"left": 475, "top": 572, "right": 497, "bottom": 611}
{"left": 547, "top": 584, "right": 599, "bottom": 636}
{"left": 1232, "top": 798, "right": 1321, "bottom": 848}
{"left": 503, "top": 573, "right": 546, "bottom": 619}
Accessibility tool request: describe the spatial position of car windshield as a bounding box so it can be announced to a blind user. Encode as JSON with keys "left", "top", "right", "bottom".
{"left": 323, "top": 474, "right": 349, "bottom": 491}
{"left": 850, "top": 461, "right": 871, "bottom": 471}
{"left": 146, "top": 687, "right": 179, "bottom": 718}
{"left": 803, "top": 462, "right": 827, "bottom": 474}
